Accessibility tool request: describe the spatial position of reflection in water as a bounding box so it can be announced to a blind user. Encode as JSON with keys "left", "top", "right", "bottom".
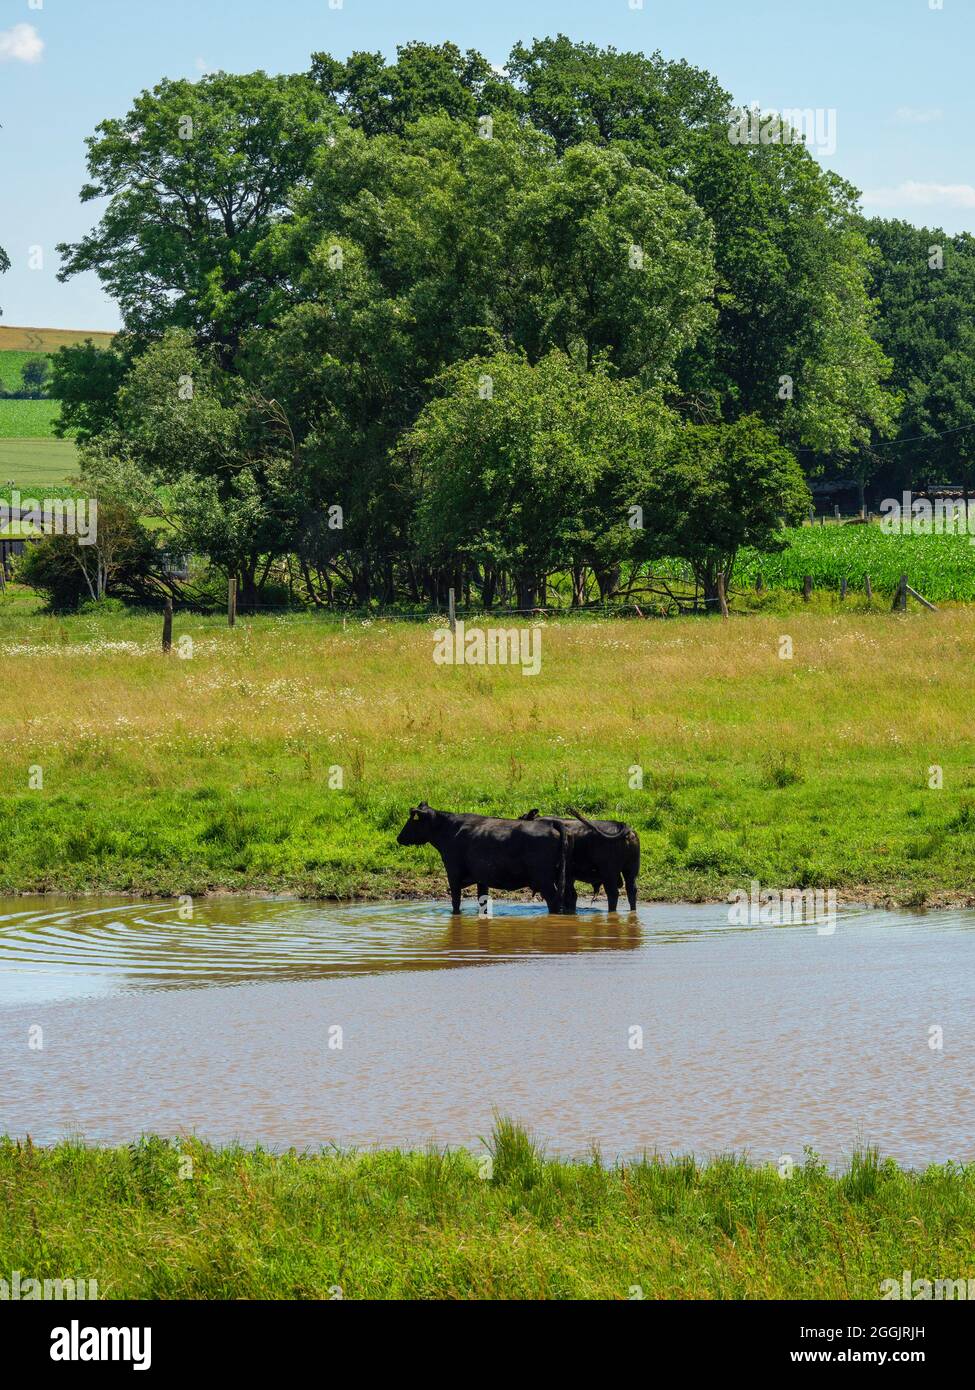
{"left": 0, "top": 897, "right": 973, "bottom": 1167}
{"left": 0, "top": 898, "right": 644, "bottom": 992}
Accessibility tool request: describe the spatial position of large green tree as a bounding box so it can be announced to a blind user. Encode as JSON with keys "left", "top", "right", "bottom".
{"left": 512, "top": 141, "right": 715, "bottom": 380}
{"left": 635, "top": 415, "right": 811, "bottom": 608}
{"left": 859, "top": 218, "right": 975, "bottom": 490}
{"left": 681, "top": 138, "right": 895, "bottom": 454}
{"left": 309, "top": 41, "right": 513, "bottom": 136}
{"left": 51, "top": 37, "right": 904, "bottom": 608}
{"left": 56, "top": 72, "right": 334, "bottom": 360}
{"left": 504, "top": 35, "right": 728, "bottom": 159}
{"left": 50, "top": 340, "right": 133, "bottom": 444}
{"left": 400, "top": 349, "right": 676, "bottom": 609}
{"left": 494, "top": 36, "right": 896, "bottom": 453}
{"left": 99, "top": 331, "right": 306, "bottom": 603}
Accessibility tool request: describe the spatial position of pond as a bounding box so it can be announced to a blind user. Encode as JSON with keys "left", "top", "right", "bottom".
{"left": 0, "top": 897, "right": 972, "bottom": 1167}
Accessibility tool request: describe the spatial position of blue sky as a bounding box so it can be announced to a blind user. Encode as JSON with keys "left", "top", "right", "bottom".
{"left": 1, "top": 0, "right": 972, "bottom": 331}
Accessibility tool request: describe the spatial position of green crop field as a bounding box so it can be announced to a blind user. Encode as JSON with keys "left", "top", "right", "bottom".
{"left": 737, "top": 524, "right": 975, "bottom": 602}
{"left": 0, "top": 398, "right": 61, "bottom": 438}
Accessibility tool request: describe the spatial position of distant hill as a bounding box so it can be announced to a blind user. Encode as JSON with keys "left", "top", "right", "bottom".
{"left": 0, "top": 325, "right": 116, "bottom": 353}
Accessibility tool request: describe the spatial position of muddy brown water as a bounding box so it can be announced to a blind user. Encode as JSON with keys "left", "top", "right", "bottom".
{"left": 0, "top": 897, "right": 972, "bottom": 1167}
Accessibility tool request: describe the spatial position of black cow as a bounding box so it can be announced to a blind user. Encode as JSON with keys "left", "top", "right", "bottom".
{"left": 397, "top": 802, "right": 569, "bottom": 914}
{"left": 521, "top": 809, "right": 640, "bottom": 913}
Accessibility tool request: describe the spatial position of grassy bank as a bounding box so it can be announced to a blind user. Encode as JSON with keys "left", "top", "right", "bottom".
{"left": 1, "top": 1123, "right": 972, "bottom": 1299}
{"left": 0, "top": 591, "right": 974, "bottom": 905}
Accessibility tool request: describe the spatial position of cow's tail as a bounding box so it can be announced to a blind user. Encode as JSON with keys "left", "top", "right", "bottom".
{"left": 568, "top": 807, "right": 629, "bottom": 840}
{"left": 555, "top": 819, "right": 568, "bottom": 911}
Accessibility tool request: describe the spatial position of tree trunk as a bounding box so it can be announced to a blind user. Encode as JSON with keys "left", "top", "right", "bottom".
{"left": 240, "top": 563, "right": 258, "bottom": 610}
{"left": 482, "top": 564, "right": 497, "bottom": 611}
{"left": 571, "top": 565, "right": 586, "bottom": 608}
{"left": 700, "top": 557, "right": 733, "bottom": 615}
{"left": 593, "top": 564, "right": 621, "bottom": 601}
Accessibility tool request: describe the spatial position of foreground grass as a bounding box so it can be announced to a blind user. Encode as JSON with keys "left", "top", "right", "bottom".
{"left": 1, "top": 590, "right": 974, "bottom": 905}
{"left": 1, "top": 1122, "right": 972, "bottom": 1299}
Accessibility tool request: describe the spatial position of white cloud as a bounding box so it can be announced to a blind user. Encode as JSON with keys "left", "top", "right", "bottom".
{"left": 0, "top": 23, "right": 44, "bottom": 64}
{"left": 862, "top": 181, "right": 975, "bottom": 210}
{"left": 894, "top": 106, "right": 943, "bottom": 125}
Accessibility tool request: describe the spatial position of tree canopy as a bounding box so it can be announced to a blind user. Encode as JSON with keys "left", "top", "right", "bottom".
{"left": 42, "top": 35, "right": 924, "bottom": 609}
{"left": 56, "top": 71, "right": 335, "bottom": 359}
{"left": 857, "top": 218, "right": 975, "bottom": 490}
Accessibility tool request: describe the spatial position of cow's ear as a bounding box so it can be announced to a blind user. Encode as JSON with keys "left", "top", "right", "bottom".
{"left": 419, "top": 801, "right": 430, "bottom": 810}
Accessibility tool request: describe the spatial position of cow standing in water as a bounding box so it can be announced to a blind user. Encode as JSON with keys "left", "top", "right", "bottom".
{"left": 397, "top": 803, "right": 569, "bottom": 914}
{"left": 521, "top": 809, "right": 640, "bottom": 913}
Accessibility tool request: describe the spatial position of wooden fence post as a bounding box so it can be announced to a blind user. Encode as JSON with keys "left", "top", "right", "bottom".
{"left": 756, "top": 574, "right": 764, "bottom": 594}
{"left": 448, "top": 587, "right": 457, "bottom": 633}
{"left": 906, "top": 583, "right": 938, "bottom": 612}
{"left": 228, "top": 578, "right": 237, "bottom": 628}
{"left": 803, "top": 575, "right": 813, "bottom": 602}
{"left": 840, "top": 577, "right": 847, "bottom": 601}
{"left": 893, "top": 573, "right": 908, "bottom": 612}
{"left": 864, "top": 574, "right": 872, "bottom": 600}
{"left": 162, "top": 598, "right": 173, "bottom": 653}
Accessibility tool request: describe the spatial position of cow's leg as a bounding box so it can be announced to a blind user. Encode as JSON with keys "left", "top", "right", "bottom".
{"left": 477, "top": 882, "right": 490, "bottom": 917}
{"left": 448, "top": 875, "right": 463, "bottom": 915}
{"left": 564, "top": 882, "right": 578, "bottom": 914}
{"left": 604, "top": 879, "right": 620, "bottom": 912}
{"left": 543, "top": 884, "right": 562, "bottom": 914}
{"left": 624, "top": 873, "right": 638, "bottom": 912}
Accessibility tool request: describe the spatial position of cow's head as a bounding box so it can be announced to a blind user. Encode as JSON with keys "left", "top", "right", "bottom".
{"left": 397, "top": 802, "right": 436, "bottom": 846}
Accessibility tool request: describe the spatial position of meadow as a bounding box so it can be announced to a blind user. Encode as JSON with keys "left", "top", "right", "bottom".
{"left": 0, "top": 398, "right": 70, "bottom": 490}
{"left": 0, "top": 434, "right": 76, "bottom": 491}
{"left": 0, "top": 589, "right": 973, "bottom": 905}
{"left": 0, "top": 1121, "right": 971, "bottom": 1298}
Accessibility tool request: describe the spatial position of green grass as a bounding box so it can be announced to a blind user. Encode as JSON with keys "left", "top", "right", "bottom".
{"left": 0, "top": 591, "right": 974, "bottom": 905}
{"left": 1, "top": 1122, "right": 972, "bottom": 1299}
{"left": 737, "top": 524, "right": 975, "bottom": 602}
{"left": 0, "top": 398, "right": 61, "bottom": 438}
{"left": 0, "top": 437, "right": 78, "bottom": 490}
